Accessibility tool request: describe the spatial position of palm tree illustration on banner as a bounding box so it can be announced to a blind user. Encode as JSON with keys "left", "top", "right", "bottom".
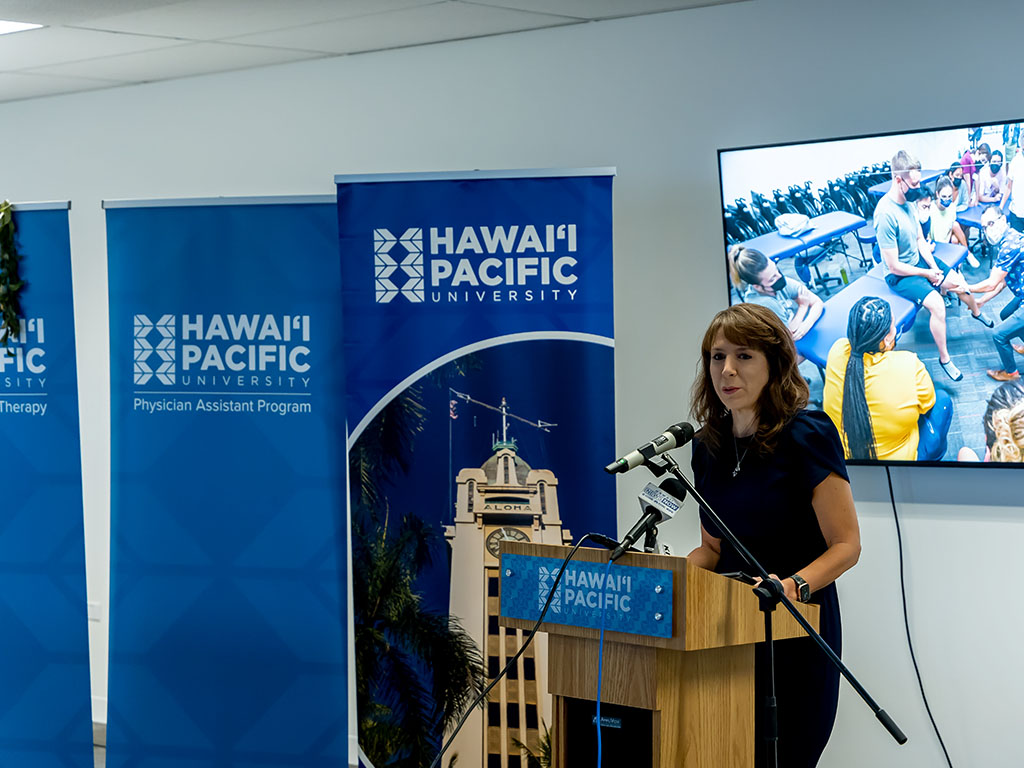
{"left": 350, "top": 364, "right": 485, "bottom": 768}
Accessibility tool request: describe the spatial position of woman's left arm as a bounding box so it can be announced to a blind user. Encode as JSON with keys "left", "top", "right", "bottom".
{"left": 775, "top": 472, "right": 861, "bottom": 601}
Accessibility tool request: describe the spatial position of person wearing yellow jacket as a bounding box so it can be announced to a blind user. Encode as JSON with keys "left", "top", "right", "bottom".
{"left": 823, "top": 297, "right": 952, "bottom": 461}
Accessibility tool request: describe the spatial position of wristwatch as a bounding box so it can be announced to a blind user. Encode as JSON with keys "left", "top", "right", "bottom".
{"left": 790, "top": 573, "right": 811, "bottom": 603}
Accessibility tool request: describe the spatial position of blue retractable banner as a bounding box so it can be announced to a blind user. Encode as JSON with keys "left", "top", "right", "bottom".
{"left": 337, "top": 169, "right": 616, "bottom": 768}
{"left": 0, "top": 203, "right": 93, "bottom": 766}
{"left": 105, "top": 198, "right": 349, "bottom": 767}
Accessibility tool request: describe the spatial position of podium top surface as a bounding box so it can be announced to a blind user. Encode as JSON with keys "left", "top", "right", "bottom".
{"left": 499, "top": 542, "right": 818, "bottom": 652}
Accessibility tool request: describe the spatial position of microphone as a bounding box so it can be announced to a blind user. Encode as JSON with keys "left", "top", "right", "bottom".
{"left": 604, "top": 422, "right": 694, "bottom": 474}
{"left": 610, "top": 477, "right": 687, "bottom": 562}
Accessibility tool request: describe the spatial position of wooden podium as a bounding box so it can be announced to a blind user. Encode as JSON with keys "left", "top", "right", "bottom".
{"left": 500, "top": 542, "right": 818, "bottom": 768}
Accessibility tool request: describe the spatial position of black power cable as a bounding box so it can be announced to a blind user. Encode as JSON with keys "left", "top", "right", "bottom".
{"left": 884, "top": 466, "right": 954, "bottom": 768}
{"left": 427, "top": 533, "right": 603, "bottom": 768}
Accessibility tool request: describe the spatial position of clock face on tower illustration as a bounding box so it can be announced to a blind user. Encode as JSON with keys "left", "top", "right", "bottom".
{"left": 486, "top": 526, "right": 531, "bottom": 557}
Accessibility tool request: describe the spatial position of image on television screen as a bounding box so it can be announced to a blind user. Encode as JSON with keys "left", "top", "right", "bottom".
{"left": 718, "top": 120, "right": 1024, "bottom": 466}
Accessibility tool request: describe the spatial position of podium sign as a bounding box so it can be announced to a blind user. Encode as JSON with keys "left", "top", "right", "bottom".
{"left": 500, "top": 553, "right": 674, "bottom": 638}
{"left": 500, "top": 543, "right": 820, "bottom": 768}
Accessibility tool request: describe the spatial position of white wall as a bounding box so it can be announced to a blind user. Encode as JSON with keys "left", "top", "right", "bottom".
{"left": 0, "top": 0, "right": 1020, "bottom": 765}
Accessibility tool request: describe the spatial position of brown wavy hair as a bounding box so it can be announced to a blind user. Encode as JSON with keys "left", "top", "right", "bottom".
{"left": 690, "top": 303, "right": 809, "bottom": 457}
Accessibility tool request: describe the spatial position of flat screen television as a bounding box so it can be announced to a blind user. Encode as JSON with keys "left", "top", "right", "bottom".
{"left": 718, "top": 119, "right": 1024, "bottom": 466}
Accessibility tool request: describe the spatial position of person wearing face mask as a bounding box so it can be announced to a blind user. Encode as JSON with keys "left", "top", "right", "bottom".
{"left": 873, "top": 150, "right": 992, "bottom": 383}
{"left": 945, "top": 163, "right": 981, "bottom": 268}
{"left": 966, "top": 206, "right": 1024, "bottom": 381}
{"left": 728, "top": 244, "right": 824, "bottom": 341}
{"left": 976, "top": 148, "right": 1007, "bottom": 204}
{"left": 914, "top": 187, "right": 934, "bottom": 241}
{"left": 947, "top": 162, "right": 971, "bottom": 212}
{"left": 931, "top": 177, "right": 968, "bottom": 248}
{"left": 1004, "top": 137, "right": 1024, "bottom": 231}
{"left": 823, "top": 297, "right": 951, "bottom": 461}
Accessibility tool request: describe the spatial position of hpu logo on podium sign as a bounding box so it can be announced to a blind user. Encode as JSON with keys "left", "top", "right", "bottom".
{"left": 503, "top": 554, "right": 671, "bottom": 638}
{"left": 133, "top": 314, "right": 175, "bottom": 385}
{"left": 538, "top": 566, "right": 563, "bottom": 615}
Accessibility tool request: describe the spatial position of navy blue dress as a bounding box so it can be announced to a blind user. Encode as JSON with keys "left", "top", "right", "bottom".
{"left": 691, "top": 410, "right": 848, "bottom": 768}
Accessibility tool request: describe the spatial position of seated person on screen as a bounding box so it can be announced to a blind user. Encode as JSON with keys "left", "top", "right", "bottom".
{"left": 949, "top": 158, "right": 982, "bottom": 268}
{"left": 874, "top": 150, "right": 992, "bottom": 383}
{"left": 931, "top": 178, "right": 968, "bottom": 247}
{"left": 728, "top": 244, "right": 824, "bottom": 341}
{"left": 932, "top": 176, "right": 977, "bottom": 269}
{"left": 1004, "top": 135, "right": 1024, "bottom": 231}
{"left": 962, "top": 142, "right": 991, "bottom": 206}
{"left": 966, "top": 206, "right": 1024, "bottom": 381}
{"left": 948, "top": 162, "right": 971, "bottom": 212}
{"left": 957, "top": 379, "right": 1024, "bottom": 462}
{"left": 976, "top": 149, "right": 1007, "bottom": 204}
{"left": 824, "top": 297, "right": 951, "bottom": 461}
{"left": 913, "top": 187, "right": 934, "bottom": 241}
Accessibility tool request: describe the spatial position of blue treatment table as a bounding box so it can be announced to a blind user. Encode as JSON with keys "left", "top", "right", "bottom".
{"left": 734, "top": 211, "right": 866, "bottom": 294}
{"left": 956, "top": 204, "right": 988, "bottom": 230}
{"left": 796, "top": 242, "right": 968, "bottom": 368}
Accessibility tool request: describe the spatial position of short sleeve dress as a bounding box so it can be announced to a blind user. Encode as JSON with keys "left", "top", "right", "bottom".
{"left": 691, "top": 410, "right": 849, "bottom": 768}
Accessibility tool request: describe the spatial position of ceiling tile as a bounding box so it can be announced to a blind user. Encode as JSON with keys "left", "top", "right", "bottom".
{"left": 78, "top": 0, "right": 441, "bottom": 41}
{"left": 466, "top": 0, "right": 748, "bottom": 20}
{"left": 0, "top": 27, "right": 183, "bottom": 71}
{"left": 0, "top": 0, "right": 184, "bottom": 26}
{"left": 26, "top": 41, "right": 326, "bottom": 84}
{"left": 0, "top": 71, "right": 123, "bottom": 103}
{"left": 227, "top": 0, "right": 579, "bottom": 54}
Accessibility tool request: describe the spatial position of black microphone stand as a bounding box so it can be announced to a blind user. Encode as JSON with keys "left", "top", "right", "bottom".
{"left": 640, "top": 453, "right": 906, "bottom": 765}
{"left": 642, "top": 524, "right": 659, "bottom": 554}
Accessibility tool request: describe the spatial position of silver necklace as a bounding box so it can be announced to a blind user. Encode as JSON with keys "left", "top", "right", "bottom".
{"left": 732, "top": 433, "right": 752, "bottom": 477}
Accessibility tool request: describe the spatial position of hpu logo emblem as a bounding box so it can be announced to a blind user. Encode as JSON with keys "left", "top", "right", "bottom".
{"left": 374, "top": 228, "right": 424, "bottom": 303}
{"left": 538, "top": 566, "right": 562, "bottom": 615}
{"left": 134, "top": 314, "right": 175, "bottom": 385}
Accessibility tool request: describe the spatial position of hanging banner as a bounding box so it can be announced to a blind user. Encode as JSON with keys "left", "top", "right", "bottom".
{"left": 0, "top": 202, "right": 93, "bottom": 766}
{"left": 105, "top": 197, "right": 349, "bottom": 767}
{"left": 337, "top": 169, "right": 616, "bottom": 768}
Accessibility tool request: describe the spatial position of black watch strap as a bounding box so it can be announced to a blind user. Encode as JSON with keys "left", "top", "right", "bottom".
{"left": 790, "top": 573, "right": 811, "bottom": 602}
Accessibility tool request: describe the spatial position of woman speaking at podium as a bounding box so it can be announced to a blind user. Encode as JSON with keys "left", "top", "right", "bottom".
{"left": 686, "top": 303, "right": 861, "bottom": 768}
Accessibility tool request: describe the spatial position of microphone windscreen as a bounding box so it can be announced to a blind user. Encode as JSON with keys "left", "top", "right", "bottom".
{"left": 658, "top": 476, "right": 688, "bottom": 503}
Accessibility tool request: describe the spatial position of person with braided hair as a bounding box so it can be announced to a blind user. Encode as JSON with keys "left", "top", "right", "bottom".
{"left": 823, "top": 297, "right": 952, "bottom": 461}
{"left": 957, "top": 380, "right": 1024, "bottom": 462}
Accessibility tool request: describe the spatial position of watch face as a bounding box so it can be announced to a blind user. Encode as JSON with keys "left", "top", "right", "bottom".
{"left": 486, "top": 527, "right": 531, "bottom": 557}
{"left": 793, "top": 576, "right": 811, "bottom": 602}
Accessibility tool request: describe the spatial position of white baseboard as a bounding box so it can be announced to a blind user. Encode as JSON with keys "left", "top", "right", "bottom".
{"left": 92, "top": 695, "right": 107, "bottom": 747}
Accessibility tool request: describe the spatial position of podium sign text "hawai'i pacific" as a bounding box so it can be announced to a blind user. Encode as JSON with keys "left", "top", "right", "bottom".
{"left": 500, "top": 554, "right": 673, "bottom": 639}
